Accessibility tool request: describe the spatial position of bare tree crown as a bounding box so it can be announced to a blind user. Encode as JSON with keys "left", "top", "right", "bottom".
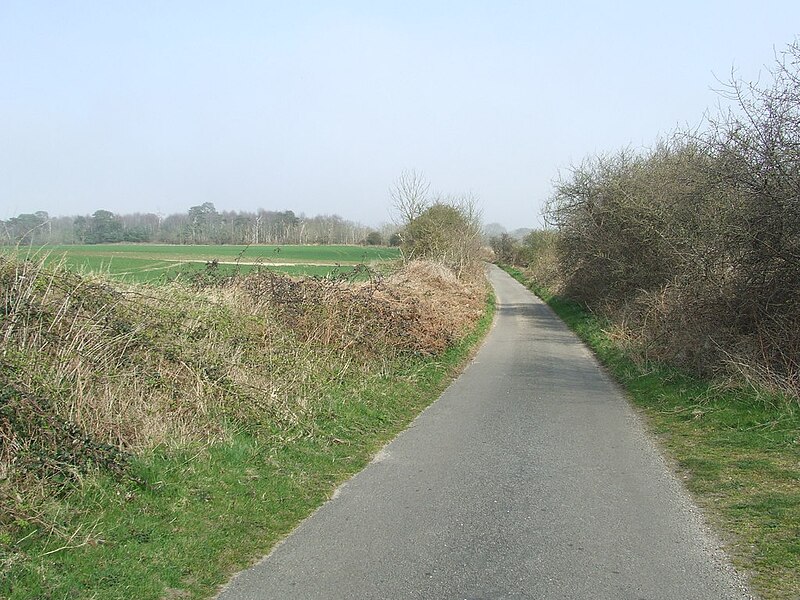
{"left": 390, "top": 170, "right": 431, "bottom": 225}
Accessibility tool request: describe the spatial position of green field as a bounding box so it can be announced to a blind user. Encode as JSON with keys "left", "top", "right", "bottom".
{"left": 5, "top": 244, "right": 401, "bottom": 283}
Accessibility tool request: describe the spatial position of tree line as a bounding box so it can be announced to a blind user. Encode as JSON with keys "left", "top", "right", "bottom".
{"left": 1, "top": 203, "right": 400, "bottom": 247}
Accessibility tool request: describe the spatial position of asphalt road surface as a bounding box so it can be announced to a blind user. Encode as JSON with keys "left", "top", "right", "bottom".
{"left": 217, "top": 265, "right": 752, "bottom": 600}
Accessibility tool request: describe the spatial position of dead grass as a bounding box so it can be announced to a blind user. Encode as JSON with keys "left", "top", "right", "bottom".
{"left": 0, "top": 254, "right": 485, "bottom": 555}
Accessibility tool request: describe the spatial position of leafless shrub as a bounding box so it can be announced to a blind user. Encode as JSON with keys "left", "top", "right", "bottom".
{"left": 390, "top": 169, "right": 431, "bottom": 225}
{"left": 519, "top": 230, "right": 563, "bottom": 291}
{"left": 544, "top": 140, "right": 720, "bottom": 305}
{"left": 541, "top": 41, "right": 800, "bottom": 402}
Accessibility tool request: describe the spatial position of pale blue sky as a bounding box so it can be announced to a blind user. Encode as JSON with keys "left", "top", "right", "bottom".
{"left": 2, "top": 1, "right": 798, "bottom": 228}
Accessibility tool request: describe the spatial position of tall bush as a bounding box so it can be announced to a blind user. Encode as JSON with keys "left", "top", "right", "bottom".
{"left": 390, "top": 171, "right": 484, "bottom": 278}
{"left": 541, "top": 41, "right": 800, "bottom": 398}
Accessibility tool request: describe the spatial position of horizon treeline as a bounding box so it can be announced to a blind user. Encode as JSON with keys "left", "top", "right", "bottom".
{"left": 1, "top": 202, "right": 400, "bottom": 246}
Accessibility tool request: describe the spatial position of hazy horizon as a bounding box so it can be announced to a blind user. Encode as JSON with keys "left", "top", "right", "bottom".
{"left": 2, "top": 2, "right": 799, "bottom": 229}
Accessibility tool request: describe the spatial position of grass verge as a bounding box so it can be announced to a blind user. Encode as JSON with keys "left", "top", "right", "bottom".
{"left": 1, "top": 282, "right": 495, "bottom": 600}
{"left": 501, "top": 265, "right": 799, "bottom": 600}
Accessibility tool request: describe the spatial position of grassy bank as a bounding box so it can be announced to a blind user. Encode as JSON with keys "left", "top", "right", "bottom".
{"left": 1, "top": 256, "right": 491, "bottom": 599}
{"left": 502, "top": 266, "right": 799, "bottom": 600}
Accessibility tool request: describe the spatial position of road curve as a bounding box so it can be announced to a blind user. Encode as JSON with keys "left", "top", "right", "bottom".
{"left": 217, "top": 265, "right": 751, "bottom": 600}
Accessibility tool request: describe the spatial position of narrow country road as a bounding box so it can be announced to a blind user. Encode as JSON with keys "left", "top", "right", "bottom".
{"left": 217, "top": 265, "right": 751, "bottom": 600}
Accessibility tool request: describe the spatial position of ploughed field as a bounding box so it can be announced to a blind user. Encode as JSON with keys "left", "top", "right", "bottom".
{"left": 9, "top": 244, "right": 401, "bottom": 282}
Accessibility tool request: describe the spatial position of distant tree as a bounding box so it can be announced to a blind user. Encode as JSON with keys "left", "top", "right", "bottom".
{"left": 46, "top": 215, "right": 76, "bottom": 243}
{"left": 509, "top": 228, "right": 533, "bottom": 240}
{"left": 489, "top": 233, "right": 517, "bottom": 264}
{"left": 2, "top": 211, "right": 50, "bottom": 244}
{"left": 483, "top": 222, "right": 507, "bottom": 241}
{"left": 86, "top": 210, "right": 123, "bottom": 244}
{"left": 119, "top": 212, "right": 161, "bottom": 242}
{"left": 73, "top": 216, "right": 89, "bottom": 243}
{"left": 272, "top": 210, "right": 301, "bottom": 243}
{"left": 188, "top": 202, "right": 219, "bottom": 243}
{"left": 122, "top": 227, "right": 150, "bottom": 243}
{"left": 388, "top": 232, "right": 402, "bottom": 247}
{"left": 390, "top": 170, "right": 430, "bottom": 224}
{"left": 365, "top": 231, "right": 383, "bottom": 246}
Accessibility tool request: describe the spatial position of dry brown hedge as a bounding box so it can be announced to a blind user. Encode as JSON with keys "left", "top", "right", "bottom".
{"left": 0, "top": 256, "right": 484, "bottom": 501}
{"left": 537, "top": 42, "right": 800, "bottom": 401}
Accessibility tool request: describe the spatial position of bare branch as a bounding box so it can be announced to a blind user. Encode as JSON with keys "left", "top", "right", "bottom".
{"left": 390, "top": 170, "right": 430, "bottom": 225}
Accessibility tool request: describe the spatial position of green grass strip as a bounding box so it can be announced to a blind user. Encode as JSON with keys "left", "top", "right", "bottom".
{"left": 1, "top": 244, "right": 401, "bottom": 283}
{"left": 502, "top": 265, "right": 799, "bottom": 600}
{"left": 2, "top": 292, "right": 495, "bottom": 600}
{"left": 13, "top": 243, "right": 400, "bottom": 264}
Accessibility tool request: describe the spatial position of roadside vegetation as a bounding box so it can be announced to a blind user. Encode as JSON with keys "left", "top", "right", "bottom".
{"left": 390, "top": 169, "right": 487, "bottom": 279}
{"left": 0, "top": 213, "right": 489, "bottom": 599}
{"left": 494, "top": 41, "right": 800, "bottom": 599}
